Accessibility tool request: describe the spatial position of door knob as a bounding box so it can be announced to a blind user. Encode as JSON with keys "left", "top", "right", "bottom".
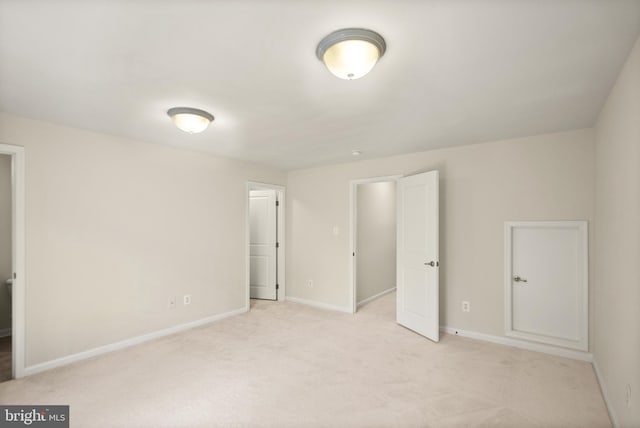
{"left": 424, "top": 261, "right": 439, "bottom": 267}
{"left": 513, "top": 275, "right": 528, "bottom": 283}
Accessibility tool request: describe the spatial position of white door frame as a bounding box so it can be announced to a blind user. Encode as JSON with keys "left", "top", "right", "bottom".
{"left": 504, "top": 221, "right": 589, "bottom": 351}
{"left": 246, "top": 182, "right": 285, "bottom": 308}
{"left": 349, "top": 175, "right": 402, "bottom": 314}
{"left": 0, "top": 143, "right": 25, "bottom": 379}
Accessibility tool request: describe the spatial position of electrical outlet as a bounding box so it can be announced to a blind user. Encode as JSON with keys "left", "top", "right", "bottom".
{"left": 627, "top": 384, "right": 632, "bottom": 409}
{"left": 462, "top": 301, "right": 471, "bottom": 312}
{"left": 183, "top": 295, "right": 191, "bottom": 306}
{"left": 168, "top": 296, "right": 176, "bottom": 309}
{"left": 307, "top": 279, "right": 313, "bottom": 287}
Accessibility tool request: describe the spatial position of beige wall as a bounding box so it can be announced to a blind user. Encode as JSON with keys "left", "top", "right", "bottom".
{"left": 0, "top": 113, "right": 286, "bottom": 367}
{"left": 356, "top": 181, "right": 396, "bottom": 304}
{"left": 0, "top": 154, "right": 10, "bottom": 331}
{"left": 594, "top": 36, "right": 640, "bottom": 427}
{"left": 287, "top": 129, "right": 595, "bottom": 337}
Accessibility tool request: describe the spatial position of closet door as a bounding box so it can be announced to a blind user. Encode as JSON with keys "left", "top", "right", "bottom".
{"left": 505, "top": 221, "right": 588, "bottom": 351}
{"left": 249, "top": 190, "right": 277, "bottom": 300}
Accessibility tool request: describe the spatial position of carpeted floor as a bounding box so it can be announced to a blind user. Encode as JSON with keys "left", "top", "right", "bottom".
{"left": 0, "top": 335, "right": 10, "bottom": 383}
{"left": 0, "top": 293, "right": 610, "bottom": 427}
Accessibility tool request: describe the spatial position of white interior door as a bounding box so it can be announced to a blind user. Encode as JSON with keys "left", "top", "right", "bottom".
{"left": 249, "top": 190, "right": 277, "bottom": 300}
{"left": 396, "top": 171, "right": 439, "bottom": 341}
{"left": 505, "top": 221, "right": 588, "bottom": 351}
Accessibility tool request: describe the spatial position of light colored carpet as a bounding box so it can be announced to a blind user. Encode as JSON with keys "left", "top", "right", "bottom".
{"left": 0, "top": 293, "right": 609, "bottom": 427}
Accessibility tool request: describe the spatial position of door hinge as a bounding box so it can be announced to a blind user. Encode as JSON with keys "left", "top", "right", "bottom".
{"left": 276, "top": 200, "right": 280, "bottom": 207}
{"left": 276, "top": 284, "right": 279, "bottom": 290}
{"left": 13, "top": 272, "right": 16, "bottom": 279}
{"left": 276, "top": 242, "right": 280, "bottom": 248}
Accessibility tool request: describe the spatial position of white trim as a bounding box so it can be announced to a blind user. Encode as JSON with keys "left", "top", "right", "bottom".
{"left": 504, "top": 221, "right": 589, "bottom": 351}
{"left": 0, "top": 328, "right": 11, "bottom": 338}
{"left": 246, "top": 182, "right": 286, "bottom": 305}
{"left": 0, "top": 143, "right": 25, "bottom": 379}
{"left": 357, "top": 287, "right": 396, "bottom": 308}
{"left": 24, "top": 307, "right": 247, "bottom": 377}
{"left": 592, "top": 358, "right": 618, "bottom": 427}
{"left": 285, "top": 296, "right": 351, "bottom": 313}
{"left": 349, "top": 175, "right": 401, "bottom": 314}
{"left": 441, "top": 326, "right": 593, "bottom": 362}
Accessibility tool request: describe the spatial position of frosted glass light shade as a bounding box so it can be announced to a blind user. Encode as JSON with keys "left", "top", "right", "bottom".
{"left": 322, "top": 40, "right": 380, "bottom": 80}
{"left": 167, "top": 107, "right": 214, "bottom": 134}
{"left": 317, "top": 28, "right": 386, "bottom": 80}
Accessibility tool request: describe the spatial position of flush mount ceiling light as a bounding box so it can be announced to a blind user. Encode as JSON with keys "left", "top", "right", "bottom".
{"left": 316, "top": 28, "right": 386, "bottom": 80}
{"left": 167, "top": 107, "right": 214, "bottom": 134}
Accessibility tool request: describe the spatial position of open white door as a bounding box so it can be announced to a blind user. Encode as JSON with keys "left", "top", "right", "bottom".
{"left": 396, "top": 171, "right": 439, "bottom": 341}
{"left": 249, "top": 190, "right": 278, "bottom": 300}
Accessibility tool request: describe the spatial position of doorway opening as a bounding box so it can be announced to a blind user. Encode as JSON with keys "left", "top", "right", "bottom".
{"left": 351, "top": 171, "right": 440, "bottom": 341}
{"left": 0, "top": 154, "right": 12, "bottom": 381}
{"left": 349, "top": 176, "right": 401, "bottom": 313}
{"left": 0, "top": 143, "right": 25, "bottom": 380}
{"left": 246, "top": 182, "right": 285, "bottom": 310}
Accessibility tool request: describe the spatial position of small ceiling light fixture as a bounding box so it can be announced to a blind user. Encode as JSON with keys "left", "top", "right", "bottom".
{"left": 351, "top": 149, "right": 362, "bottom": 156}
{"left": 167, "top": 107, "right": 214, "bottom": 134}
{"left": 316, "top": 28, "right": 386, "bottom": 80}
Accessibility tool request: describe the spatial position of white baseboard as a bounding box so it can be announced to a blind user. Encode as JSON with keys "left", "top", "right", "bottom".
{"left": 592, "top": 358, "right": 618, "bottom": 427}
{"left": 441, "top": 326, "right": 593, "bottom": 362}
{"left": 0, "top": 327, "right": 10, "bottom": 338}
{"left": 24, "top": 306, "right": 248, "bottom": 377}
{"left": 285, "top": 296, "right": 351, "bottom": 313}
{"left": 357, "top": 287, "right": 396, "bottom": 308}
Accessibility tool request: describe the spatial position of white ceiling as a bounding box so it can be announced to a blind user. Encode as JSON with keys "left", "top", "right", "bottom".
{"left": 1, "top": 1, "right": 639, "bottom": 170}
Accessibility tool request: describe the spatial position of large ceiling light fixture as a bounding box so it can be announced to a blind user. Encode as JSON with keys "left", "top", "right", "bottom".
{"left": 316, "top": 28, "right": 386, "bottom": 80}
{"left": 167, "top": 107, "right": 214, "bottom": 134}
